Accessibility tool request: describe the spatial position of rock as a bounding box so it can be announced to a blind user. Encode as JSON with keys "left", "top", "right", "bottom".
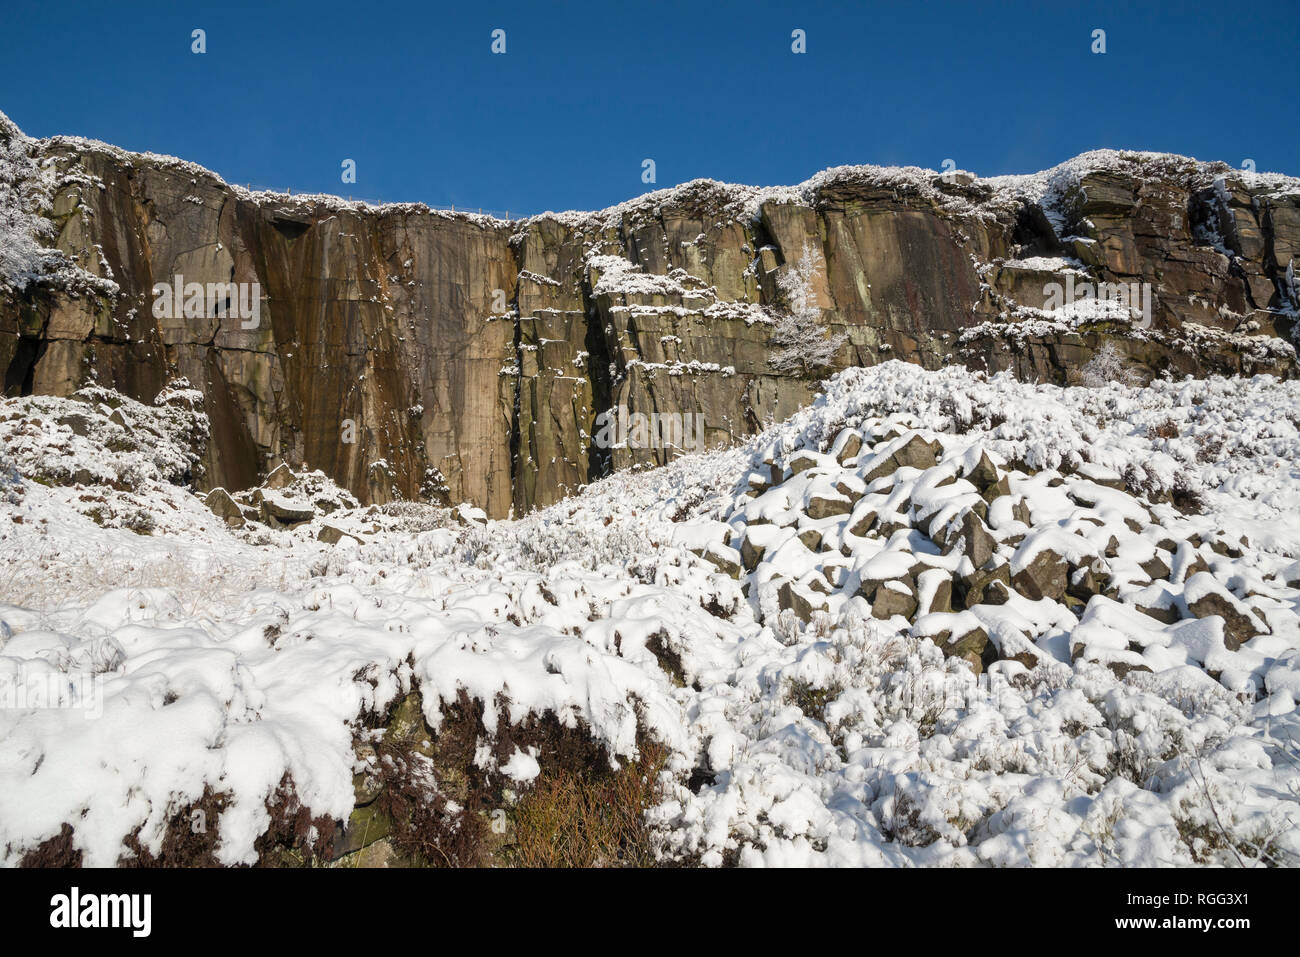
{"left": 1006, "top": 649, "right": 1039, "bottom": 669}
{"left": 914, "top": 567, "right": 954, "bottom": 615}
{"left": 1011, "top": 548, "right": 1068, "bottom": 601}
{"left": 871, "top": 581, "right": 917, "bottom": 620}
{"left": 835, "top": 432, "right": 863, "bottom": 464}
{"left": 834, "top": 479, "right": 863, "bottom": 501}
{"left": 1107, "top": 661, "right": 1154, "bottom": 679}
{"left": 806, "top": 494, "right": 852, "bottom": 519}
{"left": 335, "top": 803, "right": 393, "bottom": 857}
{"left": 778, "top": 580, "right": 828, "bottom": 622}
{"left": 967, "top": 451, "right": 1000, "bottom": 491}
{"left": 740, "top": 534, "right": 766, "bottom": 571}
{"left": 261, "top": 495, "right": 315, "bottom": 528}
{"left": 856, "top": 577, "right": 882, "bottom": 602}
{"left": 933, "top": 171, "right": 976, "bottom": 188}
{"left": 797, "top": 529, "right": 823, "bottom": 552}
{"left": 1209, "top": 538, "right": 1242, "bottom": 558}
{"left": 1140, "top": 553, "right": 1171, "bottom": 581}
{"left": 696, "top": 543, "right": 743, "bottom": 578}
{"left": 1012, "top": 499, "right": 1033, "bottom": 526}
{"left": 319, "top": 524, "right": 363, "bottom": 546}
{"left": 384, "top": 692, "right": 435, "bottom": 756}
{"left": 334, "top": 837, "right": 399, "bottom": 868}
{"left": 1184, "top": 572, "right": 1270, "bottom": 650}
{"left": 891, "top": 435, "right": 938, "bottom": 471}
{"left": 1067, "top": 564, "right": 1101, "bottom": 602}
{"left": 453, "top": 503, "right": 488, "bottom": 526}
{"left": 981, "top": 475, "right": 1011, "bottom": 503}
{"left": 928, "top": 618, "right": 990, "bottom": 673}
{"left": 264, "top": 463, "right": 297, "bottom": 490}
{"left": 875, "top": 518, "right": 910, "bottom": 538}
{"left": 1136, "top": 603, "right": 1179, "bottom": 624}
{"left": 940, "top": 510, "right": 997, "bottom": 568}
{"left": 204, "top": 488, "right": 246, "bottom": 528}
{"left": 787, "top": 452, "right": 820, "bottom": 475}
{"left": 57, "top": 411, "right": 93, "bottom": 436}
{"left": 848, "top": 506, "right": 878, "bottom": 538}
{"left": 958, "top": 562, "right": 1012, "bottom": 608}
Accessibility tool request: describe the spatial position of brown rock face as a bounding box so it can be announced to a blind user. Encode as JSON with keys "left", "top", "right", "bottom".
{"left": 3, "top": 115, "right": 1297, "bottom": 516}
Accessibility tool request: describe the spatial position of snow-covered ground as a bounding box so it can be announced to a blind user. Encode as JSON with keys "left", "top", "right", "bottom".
{"left": 2, "top": 362, "right": 1298, "bottom": 867}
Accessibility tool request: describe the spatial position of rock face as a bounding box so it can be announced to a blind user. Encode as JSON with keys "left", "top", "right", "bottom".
{"left": 3, "top": 112, "right": 1297, "bottom": 516}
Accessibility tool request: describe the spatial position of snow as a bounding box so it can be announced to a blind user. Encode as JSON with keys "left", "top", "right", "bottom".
{"left": 2, "top": 361, "right": 1300, "bottom": 867}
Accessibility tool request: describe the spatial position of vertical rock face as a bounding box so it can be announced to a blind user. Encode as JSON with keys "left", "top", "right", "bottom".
{"left": 2, "top": 113, "right": 1297, "bottom": 516}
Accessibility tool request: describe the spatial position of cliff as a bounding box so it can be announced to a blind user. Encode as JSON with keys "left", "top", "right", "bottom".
{"left": 2, "top": 110, "right": 1297, "bottom": 516}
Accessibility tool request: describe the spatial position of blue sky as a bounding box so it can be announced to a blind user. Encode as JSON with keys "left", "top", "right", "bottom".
{"left": 1, "top": 0, "right": 1296, "bottom": 215}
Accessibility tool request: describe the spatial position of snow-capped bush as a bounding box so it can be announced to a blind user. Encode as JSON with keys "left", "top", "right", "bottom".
{"left": 1080, "top": 341, "right": 1142, "bottom": 388}
{"left": 768, "top": 242, "right": 847, "bottom": 377}
{"left": 0, "top": 110, "right": 63, "bottom": 293}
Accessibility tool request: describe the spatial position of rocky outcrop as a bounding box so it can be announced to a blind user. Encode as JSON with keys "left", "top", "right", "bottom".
{"left": 3, "top": 112, "right": 1297, "bottom": 516}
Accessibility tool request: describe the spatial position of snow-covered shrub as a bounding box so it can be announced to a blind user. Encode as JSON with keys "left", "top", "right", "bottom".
{"left": 0, "top": 111, "right": 62, "bottom": 293}
{"left": 768, "top": 242, "right": 847, "bottom": 377}
{"left": 1079, "top": 341, "right": 1142, "bottom": 388}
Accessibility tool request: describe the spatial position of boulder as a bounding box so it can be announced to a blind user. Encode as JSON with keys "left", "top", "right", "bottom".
{"left": 261, "top": 494, "right": 315, "bottom": 528}
{"left": 940, "top": 510, "right": 997, "bottom": 568}
{"left": 892, "top": 435, "right": 938, "bottom": 471}
{"left": 1012, "top": 548, "right": 1068, "bottom": 601}
{"left": 943, "top": 625, "right": 990, "bottom": 673}
{"left": 924, "top": 614, "right": 990, "bottom": 672}
{"left": 966, "top": 451, "right": 1000, "bottom": 490}
{"left": 778, "top": 580, "right": 828, "bottom": 622}
{"left": 835, "top": 432, "right": 863, "bottom": 464}
{"left": 914, "top": 567, "right": 954, "bottom": 615}
{"left": 204, "top": 488, "right": 246, "bottom": 528}
{"left": 695, "top": 543, "right": 743, "bottom": 578}
{"left": 1140, "top": 553, "right": 1171, "bottom": 581}
{"left": 1184, "top": 572, "right": 1270, "bottom": 650}
{"left": 453, "top": 503, "right": 489, "bottom": 526}
{"left": 807, "top": 494, "right": 852, "bottom": 519}
{"left": 787, "top": 452, "right": 820, "bottom": 475}
{"left": 871, "top": 581, "right": 917, "bottom": 620}
{"left": 797, "top": 529, "right": 823, "bottom": 552}
{"left": 958, "top": 562, "right": 1012, "bottom": 608}
{"left": 319, "top": 524, "right": 364, "bottom": 546}
{"left": 57, "top": 411, "right": 93, "bottom": 436}
{"left": 264, "top": 463, "right": 297, "bottom": 490}
{"left": 848, "top": 506, "right": 878, "bottom": 538}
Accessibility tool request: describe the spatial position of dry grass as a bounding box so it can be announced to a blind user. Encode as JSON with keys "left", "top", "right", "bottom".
{"left": 505, "top": 738, "right": 670, "bottom": 868}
